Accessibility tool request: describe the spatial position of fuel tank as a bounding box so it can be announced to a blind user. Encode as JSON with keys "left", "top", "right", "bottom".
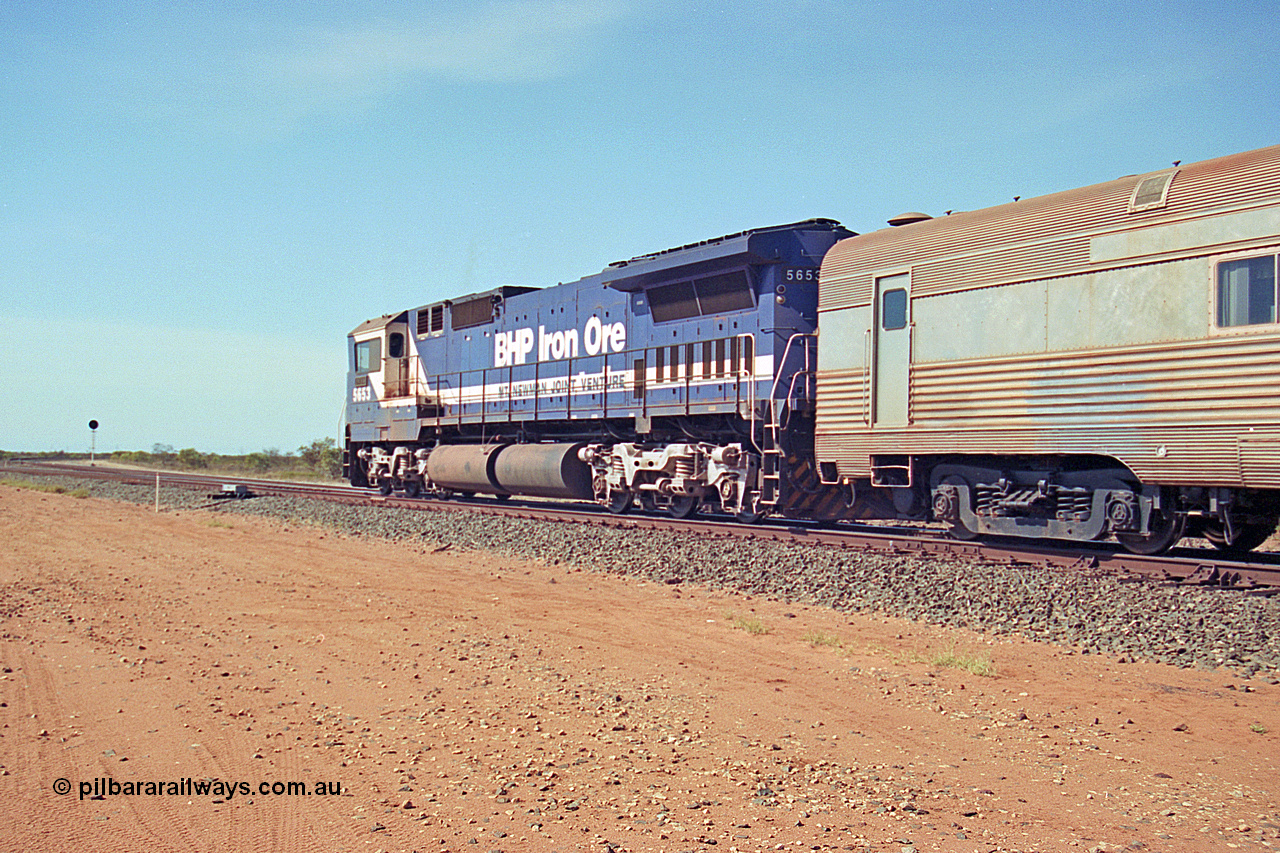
{"left": 425, "top": 444, "right": 506, "bottom": 494}
{"left": 491, "top": 442, "right": 593, "bottom": 500}
{"left": 425, "top": 442, "right": 593, "bottom": 501}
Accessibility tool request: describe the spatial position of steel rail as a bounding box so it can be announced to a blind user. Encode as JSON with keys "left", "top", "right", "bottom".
{"left": 8, "top": 459, "right": 1280, "bottom": 590}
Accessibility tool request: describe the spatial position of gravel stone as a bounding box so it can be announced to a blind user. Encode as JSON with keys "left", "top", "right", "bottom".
{"left": 19, "top": 474, "right": 1280, "bottom": 677}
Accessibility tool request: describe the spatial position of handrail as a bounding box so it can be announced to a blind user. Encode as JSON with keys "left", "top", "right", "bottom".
{"left": 769, "top": 332, "right": 817, "bottom": 431}
{"left": 768, "top": 333, "right": 811, "bottom": 403}
{"left": 383, "top": 333, "right": 768, "bottom": 427}
{"left": 862, "top": 329, "right": 871, "bottom": 426}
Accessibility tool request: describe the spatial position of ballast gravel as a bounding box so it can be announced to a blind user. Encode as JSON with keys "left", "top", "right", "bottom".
{"left": 23, "top": 475, "right": 1280, "bottom": 678}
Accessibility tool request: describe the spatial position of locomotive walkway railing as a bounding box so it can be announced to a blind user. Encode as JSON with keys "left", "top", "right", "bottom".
{"left": 390, "top": 333, "right": 781, "bottom": 431}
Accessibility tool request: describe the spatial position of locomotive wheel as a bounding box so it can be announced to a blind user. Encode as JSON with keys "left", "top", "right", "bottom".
{"left": 1202, "top": 518, "right": 1276, "bottom": 553}
{"left": 606, "top": 490, "right": 633, "bottom": 514}
{"left": 378, "top": 479, "right": 393, "bottom": 496}
{"left": 667, "top": 495, "right": 699, "bottom": 519}
{"left": 1115, "top": 509, "right": 1186, "bottom": 555}
{"left": 403, "top": 480, "right": 421, "bottom": 498}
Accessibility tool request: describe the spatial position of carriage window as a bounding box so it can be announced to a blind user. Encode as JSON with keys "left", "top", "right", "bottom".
{"left": 1217, "top": 255, "right": 1276, "bottom": 328}
{"left": 881, "top": 288, "right": 908, "bottom": 331}
{"left": 355, "top": 338, "right": 381, "bottom": 374}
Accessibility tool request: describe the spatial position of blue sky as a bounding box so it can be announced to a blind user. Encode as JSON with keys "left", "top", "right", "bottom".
{"left": 2, "top": 1, "right": 1275, "bottom": 454}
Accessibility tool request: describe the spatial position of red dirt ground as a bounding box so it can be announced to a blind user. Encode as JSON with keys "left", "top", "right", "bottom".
{"left": 0, "top": 486, "right": 1277, "bottom": 852}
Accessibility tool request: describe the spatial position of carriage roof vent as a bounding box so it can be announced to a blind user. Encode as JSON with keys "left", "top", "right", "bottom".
{"left": 887, "top": 211, "right": 932, "bottom": 227}
{"left": 1128, "top": 169, "right": 1178, "bottom": 213}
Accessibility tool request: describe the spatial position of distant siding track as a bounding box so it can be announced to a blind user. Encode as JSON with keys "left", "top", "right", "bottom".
{"left": 7, "top": 459, "right": 1280, "bottom": 591}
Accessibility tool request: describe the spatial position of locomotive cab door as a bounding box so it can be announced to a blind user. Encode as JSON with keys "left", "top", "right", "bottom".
{"left": 872, "top": 273, "right": 911, "bottom": 427}
{"left": 383, "top": 324, "right": 410, "bottom": 398}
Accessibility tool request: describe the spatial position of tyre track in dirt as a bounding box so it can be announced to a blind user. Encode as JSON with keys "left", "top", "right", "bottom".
{"left": 0, "top": 485, "right": 1277, "bottom": 852}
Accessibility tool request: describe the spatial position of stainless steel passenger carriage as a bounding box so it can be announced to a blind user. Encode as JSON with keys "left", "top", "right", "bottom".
{"left": 815, "top": 146, "right": 1280, "bottom": 553}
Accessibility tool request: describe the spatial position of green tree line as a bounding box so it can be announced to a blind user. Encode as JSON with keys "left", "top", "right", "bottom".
{"left": 106, "top": 438, "right": 342, "bottom": 479}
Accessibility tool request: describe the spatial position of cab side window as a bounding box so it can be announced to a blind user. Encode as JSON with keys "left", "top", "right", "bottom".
{"left": 1217, "top": 254, "right": 1277, "bottom": 328}
{"left": 355, "top": 338, "right": 381, "bottom": 373}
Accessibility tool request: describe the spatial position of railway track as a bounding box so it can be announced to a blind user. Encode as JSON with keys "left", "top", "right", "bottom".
{"left": 7, "top": 459, "right": 1280, "bottom": 591}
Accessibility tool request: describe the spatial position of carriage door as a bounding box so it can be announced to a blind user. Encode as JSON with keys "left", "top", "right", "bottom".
{"left": 872, "top": 273, "right": 911, "bottom": 427}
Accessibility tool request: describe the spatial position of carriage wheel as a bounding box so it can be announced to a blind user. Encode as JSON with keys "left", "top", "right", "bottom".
{"left": 1116, "top": 508, "right": 1186, "bottom": 555}
{"left": 1201, "top": 517, "right": 1276, "bottom": 554}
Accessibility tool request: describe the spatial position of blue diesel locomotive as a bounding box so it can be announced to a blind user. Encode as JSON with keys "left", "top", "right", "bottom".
{"left": 344, "top": 219, "right": 867, "bottom": 521}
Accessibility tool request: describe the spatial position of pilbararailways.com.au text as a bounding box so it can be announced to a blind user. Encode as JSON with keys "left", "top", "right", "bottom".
{"left": 56, "top": 777, "right": 342, "bottom": 801}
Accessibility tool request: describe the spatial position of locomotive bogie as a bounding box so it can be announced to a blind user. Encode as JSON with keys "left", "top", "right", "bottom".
{"left": 360, "top": 445, "right": 428, "bottom": 497}
{"left": 581, "top": 441, "right": 760, "bottom": 518}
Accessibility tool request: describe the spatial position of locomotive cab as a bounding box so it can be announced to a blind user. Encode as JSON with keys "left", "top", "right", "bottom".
{"left": 344, "top": 313, "right": 420, "bottom": 489}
